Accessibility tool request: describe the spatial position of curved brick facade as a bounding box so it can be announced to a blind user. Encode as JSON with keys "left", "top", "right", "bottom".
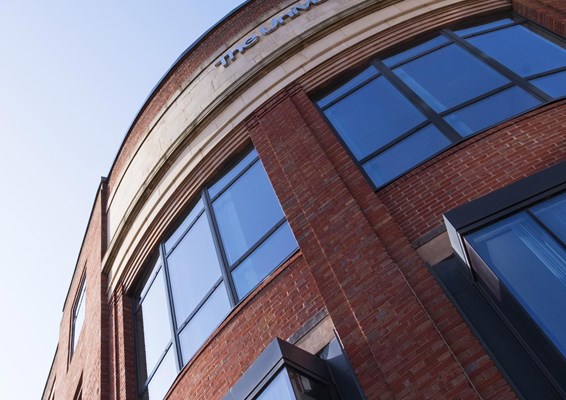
{"left": 43, "top": 0, "right": 566, "bottom": 399}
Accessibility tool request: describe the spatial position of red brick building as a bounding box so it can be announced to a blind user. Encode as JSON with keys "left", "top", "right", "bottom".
{"left": 43, "top": 0, "right": 566, "bottom": 399}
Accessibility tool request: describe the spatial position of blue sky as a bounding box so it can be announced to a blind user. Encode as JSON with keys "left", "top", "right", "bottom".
{"left": 0, "top": 1, "right": 244, "bottom": 398}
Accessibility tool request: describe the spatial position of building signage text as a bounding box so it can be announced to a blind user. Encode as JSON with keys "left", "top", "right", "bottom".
{"left": 215, "top": 0, "right": 328, "bottom": 68}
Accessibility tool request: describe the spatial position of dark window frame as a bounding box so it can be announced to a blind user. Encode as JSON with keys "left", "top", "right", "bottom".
{"left": 133, "top": 147, "right": 299, "bottom": 399}
{"left": 444, "top": 160, "right": 566, "bottom": 397}
{"left": 223, "top": 338, "right": 340, "bottom": 400}
{"left": 313, "top": 14, "right": 566, "bottom": 190}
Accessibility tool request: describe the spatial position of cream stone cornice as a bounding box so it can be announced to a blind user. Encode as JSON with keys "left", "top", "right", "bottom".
{"left": 102, "top": 0, "right": 511, "bottom": 295}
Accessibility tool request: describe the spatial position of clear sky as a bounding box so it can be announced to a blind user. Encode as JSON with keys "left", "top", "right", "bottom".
{"left": 0, "top": 1, "right": 244, "bottom": 398}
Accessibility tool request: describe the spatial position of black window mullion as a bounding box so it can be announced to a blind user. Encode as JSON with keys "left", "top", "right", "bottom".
{"left": 357, "top": 120, "right": 431, "bottom": 164}
{"left": 437, "top": 82, "right": 517, "bottom": 117}
{"left": 524, "top": 65, "right": 566, "bottom": 81}
{"left": 441, "top": 29, "right": 553, "bottom": 103}
{"left": 228, "top": 217, "right": 288, "bottom": 273}
{"left": 202, "top": 190, "right": 238, "bottom": 307}
{"left": 160, "top": 245, "right": 184, "bottom": 371}
{"left": 371, "top": 58, "right": 463, "bottom": 143}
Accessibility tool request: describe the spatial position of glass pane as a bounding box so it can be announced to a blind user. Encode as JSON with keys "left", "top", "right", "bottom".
{"left": 232, "top": 222, "right": 298, "bottom": 299}
{"left": 213, "top": 161, "right": 285, "bottom": 265}
{"left": 136, "top": 268, "right": 172, "bottom": 380}
{"left": 444, "top": 86, "right": 541, "bottom": 136}
{"left": 362, "top": 124, "right": 450, "bottom": 187}
{"left": 208, "top": 149, "right": 258, "bottom": 199}
{"left": 144, "top": 347, "right": 178, "bottom": 400}
{"left": 455, "top": 18, "right": 514, "bottom": 37}
{"left": 167, "top": 214, "right": 222, "bottom": 326}
{"left": 467, "top": 212, "right": 566, "bottom": 358}
{"left": 531, "top": 70, "right": 566, "bottom": 99}
{"left": 531, "top": 192, "right": 566, "bottom": 244}
{"left": 179, "top": 283, "right": 231, "bottom": 364}
{"left": 288, "top": 369, "right": 334, "bottom": 399}
{"left": 317, "top": 66, "right": 379, "bottom": 108}
{"left": 394, "top": 44, "right": 509, "bottom": 112}
{"left": 468, "top": 25, "right": 566, "bottom": 77}
{"left": 324, "top": 76, "right": 427, "bottom": 160}
{"left": 383, "top": 35, "right": 449, "bottom": 67}
{"left": 164, "top": 199, "right": 204, "bottom": 253}
{"left": 255, "top": 370, "right": 296, "bottom": 400}
{"left": 73, "top": 281, "right": 86, "bottom": 351}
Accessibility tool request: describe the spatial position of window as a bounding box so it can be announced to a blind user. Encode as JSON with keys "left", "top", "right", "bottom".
{"left": 224, "top": 338, "right": 341, "bottom": 400}
{"left": 71, "top": 277, "right": 86, "bottom": 355}
{"left": 465, "top": 192, "right": 566, "bottom": 358}
{"left": 443, "top": 161, "right": 566, "bottom": 397}
{"left": 316, "top": 17, "right": 566, "bottom": 188}
{"left": 135, "top": 148, "right": 298, "bottom": 399}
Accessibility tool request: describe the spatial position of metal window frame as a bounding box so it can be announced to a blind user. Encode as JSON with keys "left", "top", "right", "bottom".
{"left": 223, "top": 338, "right": 339, "bottom": 400}
{"left": 443, "top": 160, "right": 566, "bottom": 397}
{"left": 314, "top": 14, "right": 566, "bottom": 190}
{"left": 134, "top": 147, "right": 299, "bottom": 398}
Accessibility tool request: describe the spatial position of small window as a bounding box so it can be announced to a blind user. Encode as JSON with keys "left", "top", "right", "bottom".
{"left": 316, "top": 17, "right": 566, "bottom": 189}
{"left": 71, "top": 277, "right": 86, "bottom": 355}
{"left": 465, "top": 192, "right": 566, "bottom": 358}
{"left": 135, "top": 148, "right": 298, "bottom": 399}
{"left": 254, "top": 368, "right": 335, "bottom": 400}
{"left": 224, "top": 338, "right": 342, "bottom": 400}
{"left": 443, "top": 161, "right": 566, "bottom": 396}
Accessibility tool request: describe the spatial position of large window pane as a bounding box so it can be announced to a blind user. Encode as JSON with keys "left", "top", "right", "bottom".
{"left": 444, "top": 87, "right": 540, "bottom": 136}
{"left": 232, "top": 222, "right": 297, "bottom": 299}
{"left": 179, "top": 283, "right": 231, "bottom": 364}
{"left": 167, "top": 214, "right": 222, "bottom": 325}
{"left": 317, "top": 66, "right": 379, "bottom": 108}
{"left": 394, "top": 44, "right": 509, "bottom": 112}
{"left": 383, "top": 35, "right": 449, "bottom": 67}
{"left": 531, "top": 70, "right": 566, "bottom": 99}
{"left": 362, "top": 124, "right": 450, "bottom": 187}
{"left": 142, "top": 347, "right": 178, "bottom": 400}
{"left": 136, "top": 268, "right": 172, "bottom": 379}
{"left": 213, "top": 161, "right": 285, "bottom": 264}
{"left": 531, "top": 192, "right": 566, "bottom": 244}
{"left": 455, "top": 18, "right": 514, "bottom": 37}
{"left": 467, "top": 212, "right": 566, "bottom": 357}
{"left": 208, "top": 149, "right": 258, "bottom": 199}
{"left": 324, "top": 76, "right": 426, "bottom": 159}
{"left": 164, "top": 199, "right": 204, "bottom": 254}
{"left": 468, "top": 25, "right": 566, "bottom": 77}
{"left": 255, "top": 370, "right": 296, "bottom": 400}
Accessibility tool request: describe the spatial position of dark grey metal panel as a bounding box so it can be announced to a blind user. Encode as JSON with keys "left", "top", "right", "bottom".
{"left": 224, "top": 338, "right": 333, "bottom": 400}
{"left": 431, "top": 257, "right": 565, "bottom": 399}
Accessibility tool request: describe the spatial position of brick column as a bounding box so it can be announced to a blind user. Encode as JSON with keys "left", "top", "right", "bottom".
{"left": 248, "top": 86, "right": 482, "bottom": 399}
{"left": 109, "top": 286, "right": 137, "bottom": 400}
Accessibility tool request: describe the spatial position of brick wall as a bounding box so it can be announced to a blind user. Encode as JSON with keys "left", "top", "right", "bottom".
{"left": 245, "top": 86, "right": 520, "bottom": 399}
{"left": 513, "top": 0, "right": 565, "bottom": 36}
{"left": 379, "top": 100, "right": 566, "bottom": 244}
